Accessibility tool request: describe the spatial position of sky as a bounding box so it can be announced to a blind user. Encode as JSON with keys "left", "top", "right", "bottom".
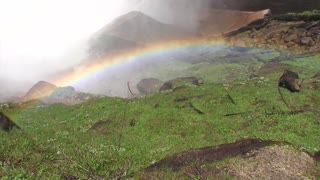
{"left": 0, "top": 0, "right": 131, "bottom": 83}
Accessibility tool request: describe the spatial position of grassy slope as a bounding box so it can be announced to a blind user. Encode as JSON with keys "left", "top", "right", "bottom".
{"left": 0, "top": 52, "right": 319, "bottom": 179}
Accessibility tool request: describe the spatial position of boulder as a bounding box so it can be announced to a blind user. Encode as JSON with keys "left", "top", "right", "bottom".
{"left": 0, "top": 112, "right": 21, "bottom": 131}
{"left": 300, "top": 37, "right": 313, "bottom": 45}
{"left": 284, "top": 33, "right": 299, "bottom": 42}
{"left": 137, "top": 78, "right": 163, "bottom": 95}
{"left": 278, "top": 70, "right": 301, "bottom": 92}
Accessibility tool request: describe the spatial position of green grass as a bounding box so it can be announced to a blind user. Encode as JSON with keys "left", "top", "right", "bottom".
{"left": 286, "top": 9, "right": 320, "bottom": 17}
{"left": 275, "top": 9, "right": 320, "bottom": 21}
{"left": 0, "top": 52, "right": 319, "bottom": 179}
{"left": 282, "top": 54, "right": 320, "bottom": 76}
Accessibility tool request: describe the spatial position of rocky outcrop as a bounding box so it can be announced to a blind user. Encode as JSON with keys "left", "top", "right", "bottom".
{"left": 227, "top": 20, "right": 320, "bottom": 53}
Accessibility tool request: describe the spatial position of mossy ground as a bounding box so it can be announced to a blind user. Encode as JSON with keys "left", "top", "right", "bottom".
{"left": 0, "top": 49, "right": 319, "bottom": 179}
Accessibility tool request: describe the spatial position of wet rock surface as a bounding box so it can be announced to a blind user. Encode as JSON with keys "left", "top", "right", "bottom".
{"left": 136, "top": 78, "right": 163, "bottom": 95}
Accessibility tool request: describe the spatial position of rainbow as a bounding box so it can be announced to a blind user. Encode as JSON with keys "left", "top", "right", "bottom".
{"left": 53, "top": 37, "right": 227, "bottom": 87}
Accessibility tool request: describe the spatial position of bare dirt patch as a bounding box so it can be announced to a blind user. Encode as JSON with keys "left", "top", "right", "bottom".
{"left": 142, "top": 139, "right": 318, "bottom": 179}
{"left": 225, "top": 145, "right": 317, "bottom": 180}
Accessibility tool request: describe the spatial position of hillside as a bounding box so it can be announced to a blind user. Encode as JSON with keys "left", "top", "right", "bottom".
{"left": 1, "top": 46, "right": 319, "bottom": 179}
{"left": 1, "top": 5, "right": 319, "bottom": 179}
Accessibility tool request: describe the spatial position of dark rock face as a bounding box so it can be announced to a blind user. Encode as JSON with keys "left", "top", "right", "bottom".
{"left": 159, "top": 77, "right": 204, "bottom": 92}
{"left": 228, "top": 20, "right": 320, "bottom": 53}
{"left": 0, "top": 112, "right": 21, "bottom": 131}
{"left": 314, "top": 151, "right": 320, "bottom": 162}
{"left": 137, "top": 78, "right": 164, "bottom": 95}
{"left": 278, "top": 70, "right": 301, "bottom": 92}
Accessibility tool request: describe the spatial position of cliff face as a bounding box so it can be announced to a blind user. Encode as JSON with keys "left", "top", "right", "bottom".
{"left": 198, "top": 9, "right": 271, "bottom": 37}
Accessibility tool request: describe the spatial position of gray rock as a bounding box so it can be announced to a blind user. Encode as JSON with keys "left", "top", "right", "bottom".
{"left": 284, "top": 33, "right": 299, "bottom": 42}
{"left": 300, "top": 37, "right": 313, "bottom": 45}
{"left": 137, "top": 78, "right": 163, "bottom": 95}
{"left": 310, "top": 42, "right": 320, "bottom": 52}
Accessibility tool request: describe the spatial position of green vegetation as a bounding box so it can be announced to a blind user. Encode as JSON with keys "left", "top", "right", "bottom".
{"left": 0, "top": 50, "right": 319, "bottom": 179}
{"left": 275, "top": 9, "right": 320, "bottom": 21}
{"left": 287, "top": 9, "right": 320, "bottom": 17}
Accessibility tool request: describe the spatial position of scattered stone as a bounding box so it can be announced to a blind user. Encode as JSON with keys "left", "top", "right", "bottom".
{"left": 227, "top": 18, "right": 320, "bottom": 53}
{"left": 264, "top": 26, "right": 289, "bottom": 40}
{"left": 284, "top": 33, "right": 299, "bottom": 42}
{"left": 300, "top": 37, "right": 313, "bottom": 45}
